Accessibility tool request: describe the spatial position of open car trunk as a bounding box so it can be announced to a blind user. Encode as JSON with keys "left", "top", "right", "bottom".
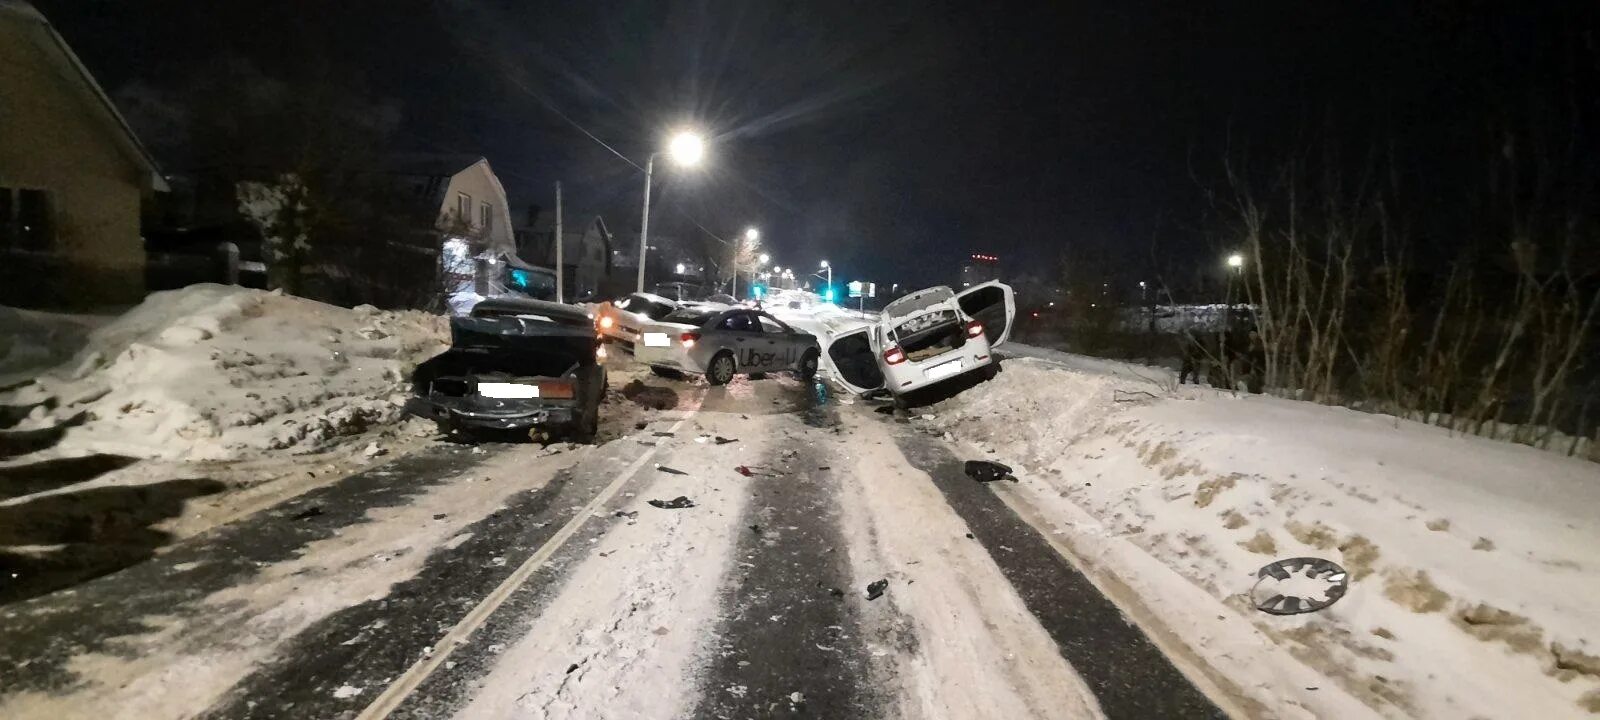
{"left": 890, "top": 308, "right": 968, "bottom": 363}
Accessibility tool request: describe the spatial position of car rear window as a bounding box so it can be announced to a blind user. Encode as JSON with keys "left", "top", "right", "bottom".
{"left": 663, "top": 309, "right": 715, "bottom": 325}
{"left": 617, "top": 295, "right": 676, "bottom": 320}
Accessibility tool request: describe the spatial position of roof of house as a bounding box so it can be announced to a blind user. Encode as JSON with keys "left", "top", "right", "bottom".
{"left": 0, "top": 1, "right": 168, "bottom": 192}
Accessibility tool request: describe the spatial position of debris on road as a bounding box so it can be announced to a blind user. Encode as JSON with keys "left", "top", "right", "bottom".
{"left": 735, "top": 465, "right": 776, "bottom": 477}
{"left": 652, "top": 431, "right": 676, "bottom": 438}
{"left": 613, "top": 509, "right": 639, "bottom": 520}
{"left": 362, "top": 442, "right": 387, "bottom": 458}
{"left": 714, "top": 436, "right": 738, "bottom": 445}
{"left": 963, "top": 459, "right": 1015, "bottom": 483}
{"left": 655, "top": 463, "right": 688, "bottom": 475}
{"left": 1251, "top": 557, "right": 1349, "bottom": 615}
{"left": 291, "top": 505, "right": 324, "bottom": 520}
{"left": 648, "top": 496, "right": 696, "bottom": 509}
{"left": 866, "top": 579, "right": 888, "bottom": 600}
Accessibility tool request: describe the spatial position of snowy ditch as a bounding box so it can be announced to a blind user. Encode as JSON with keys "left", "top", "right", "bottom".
{"left": 919, "top": 354, "right": 1600, "bottom": 718}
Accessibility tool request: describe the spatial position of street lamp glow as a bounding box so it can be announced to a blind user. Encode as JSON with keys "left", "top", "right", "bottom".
{"left": 667, "top": 131, "right": 705, "bottom": 167}
{"left": 675, "top": 263, "right": 686, "bottom": 274}
{"left": 1227, "top": 253, "right": 1244, "bottom": 269}
{"left": 745, "top": 227, "right": 760, "bottom": 242}
{"left": 758, "top": 253, "right": 769, "bottom": 265}
{"left": 819, "top": 259, "right": 829, "bottom": 268}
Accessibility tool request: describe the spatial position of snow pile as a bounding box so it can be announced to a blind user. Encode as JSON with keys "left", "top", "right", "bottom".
{"left": 928, "top": 355, "right": 1600, "bottom": 718}
{"left": 1, "top": 284, "right": 447, "bottom": 461}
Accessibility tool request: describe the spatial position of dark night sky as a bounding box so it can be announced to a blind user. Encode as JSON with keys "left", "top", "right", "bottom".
{"left": 33, "top": 1, "right": 1599, "bottom": 288}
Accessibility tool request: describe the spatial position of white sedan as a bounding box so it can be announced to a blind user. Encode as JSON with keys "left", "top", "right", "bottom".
{"left": 594, "top": 292, "right": 679, "bottom": 355}
{"left": 822, "top": 280, "right": 1014, "bottom": 400}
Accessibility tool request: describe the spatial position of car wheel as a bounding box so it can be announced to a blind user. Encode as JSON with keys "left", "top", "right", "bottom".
{"left": 708, "top": 352, "right": 736, "bottom": 386}
{"left": 650, "top": 366, "right": 683, "bottom": 380}
{"left": 797, "top": 349, "right": 820, "bottom": 380}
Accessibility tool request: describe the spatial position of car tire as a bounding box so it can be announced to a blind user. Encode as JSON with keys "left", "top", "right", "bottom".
{"left": 650, "top": 366, "right": 683, "bottom": 380}
{"left": 796, "top": 349, "right": 820, "bottom": 380}
{"left": 708, "top": 352, "right": 737, "bottom": 386}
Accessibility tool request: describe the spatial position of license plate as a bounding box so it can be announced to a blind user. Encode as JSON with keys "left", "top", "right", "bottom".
{"left": 477, "top": 382, "right": 539, "bottom": 399}
{"left": 925, "top": 358, "right": 963, "bottom": 381}
{"left": 642, "top": 332, "right": 671, "bottom": 347}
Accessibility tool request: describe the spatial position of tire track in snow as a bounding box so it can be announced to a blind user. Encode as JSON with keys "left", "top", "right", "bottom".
{"left": 689, "top": 387, "right": 882, "bottom": 719}
{"left": 892, "top": 429, "right": 1227, "bottom": 719}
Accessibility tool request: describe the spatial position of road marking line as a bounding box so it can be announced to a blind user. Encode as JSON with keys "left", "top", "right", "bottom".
{"left": 356, "top": 413, "right": 695, "bottom": 720}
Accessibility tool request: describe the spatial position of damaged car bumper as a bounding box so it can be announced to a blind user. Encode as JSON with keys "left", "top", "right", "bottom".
{"left": 404, "top": 395, "right": 581, "bottom": 431}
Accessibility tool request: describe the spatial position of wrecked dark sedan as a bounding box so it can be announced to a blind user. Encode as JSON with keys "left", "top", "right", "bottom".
{"left": 405, "top": 297, "right": 606, "bottom": 441}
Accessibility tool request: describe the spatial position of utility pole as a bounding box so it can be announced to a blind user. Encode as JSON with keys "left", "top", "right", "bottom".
{"left": 636, "top": 155, "right": 654, "bottom": 293}
{"left": 554, "top": 182, "right": 564, "bottom": 303}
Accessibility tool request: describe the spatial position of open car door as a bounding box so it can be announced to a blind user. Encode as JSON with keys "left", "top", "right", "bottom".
{"left": 822, "top": 325, "right": 885, "bottom": 394}
{"left": 955, "top": 280, "right": 1016, "bottom": 348}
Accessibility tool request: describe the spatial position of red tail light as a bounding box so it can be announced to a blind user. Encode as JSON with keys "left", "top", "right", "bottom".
{"left": 965, "top": 319, "right": 985, "bottom": 338}
{"left": 537, "top": 380, "right": 576, "bottom": 399}
{"left": 680, "top": 331, "right": 700, "bottom": 348}
{"left": 883, "top": 345, "right": 907, "bottom": 365}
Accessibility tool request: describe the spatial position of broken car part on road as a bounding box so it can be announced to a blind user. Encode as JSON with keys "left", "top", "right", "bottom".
{"left": 1251, "top": 557, "right": 1349, "bottom": 615}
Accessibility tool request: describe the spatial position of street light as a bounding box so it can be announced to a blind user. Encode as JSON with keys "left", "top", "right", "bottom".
{"left": 1227, "top": 253, "right": 1244, "bottom": 269}
{"left": 637, "top": 129, "right": 706, "bottom": 291}
{"left": 758, "top": 253, "right": 769, "bottom": 265}
{"left": 819, "top": 259, "right": 832, "bottom": 300}
{"left": 675, "top": 263, "right": 686, "bottom": 275}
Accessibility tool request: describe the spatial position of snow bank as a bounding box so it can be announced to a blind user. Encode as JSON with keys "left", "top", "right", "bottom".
{"left": 1, "top": 284, "right": 447, "bottom": 461}
{"left": 927, "top": 354, "right": 1600, "bottom": 718}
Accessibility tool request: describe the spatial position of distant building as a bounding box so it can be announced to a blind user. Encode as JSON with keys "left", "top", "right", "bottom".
{"left": 373, "top": 153, "right": 521, "bottom": 311}
{"left": 0, "top": 0, "right": 169, "bottom": 308}
{"left": 959, "top": 253, "right": 1000, "bottom": 288}
{"left": 515, "top": 211, "right": 614, "bottom": 301}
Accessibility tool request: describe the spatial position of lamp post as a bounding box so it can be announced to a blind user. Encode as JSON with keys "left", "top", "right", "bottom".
{"left": 637, "top": 130, "right": 705, "bottom": 292}
{"left": 819, "top": 260, "right": 832, "bottom": 300}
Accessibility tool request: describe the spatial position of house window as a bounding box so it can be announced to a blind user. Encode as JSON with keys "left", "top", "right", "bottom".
{"left": 480, "top": 201, "right": 492, "bottom": 232}
{"left": 456, "top": 192, "right": 472, "bottom": 224}
{"left": 0, "top": 188, "right": 53, "bottom": 251}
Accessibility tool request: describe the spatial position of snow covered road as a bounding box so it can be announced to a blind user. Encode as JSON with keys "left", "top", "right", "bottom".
{"left": 0, "top": 367, "right": 1225, "bottom": 720}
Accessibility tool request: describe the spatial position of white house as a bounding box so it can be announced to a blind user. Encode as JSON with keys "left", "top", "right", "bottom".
{"left": 382, "top": 153, "right": 521, "bottom": 311}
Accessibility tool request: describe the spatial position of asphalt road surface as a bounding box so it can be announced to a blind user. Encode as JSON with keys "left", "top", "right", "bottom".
{"left": 0, "top": 364, "right": 1229, "bottom": 719}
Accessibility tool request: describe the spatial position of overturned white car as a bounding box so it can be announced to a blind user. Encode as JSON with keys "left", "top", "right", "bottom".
{"left": 823, "top": 280, "right": 1014, "bottom": 400}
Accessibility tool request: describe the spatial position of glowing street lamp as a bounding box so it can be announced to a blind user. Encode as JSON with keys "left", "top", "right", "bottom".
{"left": 637, "top": 129, "right": 706, "bottom": 291}
{"left": 818, "top": 259, "right": 833, "bottom": 300}
{"left": 1226, "top": 253, "right": 1244, "bottom": 269}
{"left": 675, "top": 262, "right": 686, "bottom": 275}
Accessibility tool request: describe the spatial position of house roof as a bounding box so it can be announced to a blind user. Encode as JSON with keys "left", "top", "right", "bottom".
{"left": 0, "top": 1, "right": 168, "bottom": 192}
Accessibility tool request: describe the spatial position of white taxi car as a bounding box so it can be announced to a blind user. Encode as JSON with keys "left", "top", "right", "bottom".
{"left": 594, "top": 292, "right": 679, "bottom": 355}
{"left": 823, "top": 280, "right": 1014, "bottom": 400}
